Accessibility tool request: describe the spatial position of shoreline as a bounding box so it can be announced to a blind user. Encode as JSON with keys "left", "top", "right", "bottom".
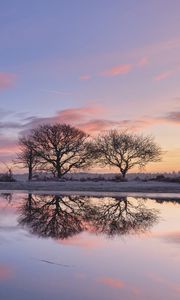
{"left": 0, "top": 180, "right": 180, "bottom": 195}
{"left": 0, "top": 189, "right": 180, "bottom": 200}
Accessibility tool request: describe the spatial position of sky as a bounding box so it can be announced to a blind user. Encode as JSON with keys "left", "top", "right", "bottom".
{"left": 0, "top": 0, "right": 180, "bottom": 173}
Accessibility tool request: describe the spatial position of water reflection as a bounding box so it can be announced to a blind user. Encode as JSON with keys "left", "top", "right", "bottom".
{"left": 18, "top": 194, "right": 159, "bottom": 239}
{"left": 18, "top": 194, "right": 91, "bottom": 239}
{"left": 0, "top": 193, "right": 180, "bottom": 300}
{"left": 91, "top": 197, "right": 158, "bottom": 236}
{"left": 0, "top": 193, "right": 12, "bottom": 203}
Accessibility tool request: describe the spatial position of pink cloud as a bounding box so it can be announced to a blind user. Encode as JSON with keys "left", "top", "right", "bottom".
{"left": 0, "top": 72, "right": 16, "bottom": 90}
{"left": 0, "top": 134, "right": 18, "bottom": 165}
{"left": 1, "top": 104, "right": 179, "bottom": 166}
{"left": 126, "top": 37, "right": 180, "bottom": 63}
{"left": 0, "top": 135, "right": 18, "bottom": 154}
{"left": 58, "top": 235, "right": 105, "bottom": 249}
{"left": 100, "top": 64, "right": 133, "bottom": 77}
{"left": 138, "top": 57, "right": 149, "bottom": 67}
{"left": 155, "top": 70, "right": 174, "bottom": 81}
{"left": 97, "top": 277, "right": 125, "bottom": 289}
{"left": 155, "top": 64, "right": 180, "bottom": 81}
{"left": 132, "top": 287, "right": 141, "bottom": 296}
{"left": 97, "top": 276, "right": 141, "bottom": 296}
{"left": 55, "top": 108, "right": 90, "bottom": 123}
{"left": 50, "top": 112, "right": 153, "bottom": 134}
{"left": 149, "top": 273, "right": 180, "bottom": 294}
{"left": 0, "top": 265, "right": 13, "bottom": 280}
{"left": 18, "top": 105, "right": 176, "bottom": 139}
{"left": 0, "top": 146, "right": 19, "bottom": 154}
{"left": 161, "top": 111, "right": 180, "bottom": 125}
{"left": 76, "top": 118, "right": 153, "bottom": 133}
{"left": 80, "top": 75, "right": 91, "bottom": 80}
{"left": 25, "top": 107, "right": 180, "bottom": 135}
{"left": 78, "top": 119, "right": 118, "bottom": 133}
{"left": 149, "top": 230, "right": 180, "bottom": 244}
{"left": 20, "top": 105, "right": 107, "bottom": 134}
{"left": 56, "top": 106, "right": 102, "bottom": 122}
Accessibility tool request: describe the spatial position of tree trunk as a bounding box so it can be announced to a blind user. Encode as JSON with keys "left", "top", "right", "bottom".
{"left": 121, "top": 170, "right": 127, "bottom": 179}
{"left": 57, "top": 168, "right": 62, "bottom": 179}
{"left": 122, "top": 173, "right": 126, "bottom": 179}
{"left": 28, "top": 166, "right": 33, "bottom": 181}
{"left": 56, "top": 156, "right": 62, "bottom": 179}
{"left": 27, "top": 194, "right": 32, "bottom": 210}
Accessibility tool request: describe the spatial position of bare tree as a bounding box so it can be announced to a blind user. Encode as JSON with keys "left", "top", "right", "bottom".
{"left": 18, "top": 194, "right": 158, "bottom": 239}
{"left": 16, "top": 136, "right": 39, "bottom": 180}
{"left": 91, "top": 197, "right": 159, "bottom": 236}
{"left": 0, "top": 161, "right": 15, "bottom": 182}
{"left": 18, "top": 194, "right": 94, "bottom": 239}
{"left": 93, "top": 130, "right": 162, "bottom": 178}
{"left": 31, "top": 124, "right": 91, "bottom": 178}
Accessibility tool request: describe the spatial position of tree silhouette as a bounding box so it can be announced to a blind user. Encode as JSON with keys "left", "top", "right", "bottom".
{"left": 18, "top": 194, "right": 95, "bottom": 239}
{"left": 30, "top": 124, "right": 91, "bottom": 178}
{"left": 90, "top": 197, "right": 159, "bottom": 236}
{"left": 92, "top": 130, "right": 162, "bottom": 178}
{"left": 18, "top": 194, "right": 159, "bottom": 239}
{"left": 16, "top": 136, "right": 40, "bottom": 180}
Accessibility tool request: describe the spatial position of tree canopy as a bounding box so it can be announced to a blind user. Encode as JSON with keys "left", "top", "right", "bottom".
{"left": 18, "top": 123, "right": 91, "bottom": 179}
{"left": 16, "top": 125, "right": 162, "bottom": 180}
{"left": 92, "top": 130, "right": 162, "bottom": 178}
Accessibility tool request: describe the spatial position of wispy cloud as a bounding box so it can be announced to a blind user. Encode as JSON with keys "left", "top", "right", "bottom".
{"left": 97, "top": 276, "right": 141, "bottom": 296}
{"left": 19, "top": 105, "right": 106, "bottom": 133}
{"left": 80, "top": 56, "right": 148, "bottom": 80}
{"left": 97, "top": 277, "right": 125, "bottom": 288}
{"left": 155, "top": 70, "right": 175, "bottom": 81}
{"left": 0, "top": 108, "right": 13, "bottom": 119}
{"left": 20, "top": 107, "right": 153, "bottom": 135}
{"left": 0, "top": 121, "right": 24, "bottom": 130}
{"left": 0, "top": 105, "right": 179, "bottom": 165}
{"left": 148, "top": 272, "right": 180, "bottom": 294}
{"left": 79, "top": 75, "right": 91, "bottom": 81}
{"left": 0, "top": 134, "right": 18, "bottom": 154}
{"left": 161, "top": 111, "right": 180, "bottom": 124}
{"left": 138, "top": 57, "right": 149, "bottom": 67}
{"left": 155, "top": 64, "right": 180, "bottom": 81}
{"left": 100, "top": 64, "right": 133, "bottom": 77}
{"left": 151, "top": 230, "right": 180, "bottom": 244}
{"left": 2, "top": 105, "right": 179, "bottom": 140}
{"left": 40, "top": 89, "right": 72, "bottom": 96}
{"left": 126, "top": 37, "right": 180, "bottom": 61}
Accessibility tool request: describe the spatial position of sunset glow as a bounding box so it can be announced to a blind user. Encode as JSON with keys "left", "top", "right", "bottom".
{"left": 0, "top": 1, "right": 179, "bottom": 172}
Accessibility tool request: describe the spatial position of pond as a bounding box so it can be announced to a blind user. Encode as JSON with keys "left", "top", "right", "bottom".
{"left": 0, "top": 193, "right": 180, "bottom": 300}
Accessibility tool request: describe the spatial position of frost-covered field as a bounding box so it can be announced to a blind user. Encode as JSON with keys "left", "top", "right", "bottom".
{"left": 13, "top": 171, "right": 180, "bottom": 182}
{"left": 0, "top": 179, "right": 180, "bottom": 194}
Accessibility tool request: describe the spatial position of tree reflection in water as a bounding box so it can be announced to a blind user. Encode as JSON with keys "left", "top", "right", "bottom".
{"left": 91, "top": 197, "right": 158, "bottom": 237}
{"left": 18, "top": 194, "right": 159, "bottom": 239}
{"left": 18, "top": 194, "right": 94, "bottom": 239}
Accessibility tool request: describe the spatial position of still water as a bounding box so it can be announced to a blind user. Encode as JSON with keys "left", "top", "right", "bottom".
{"left": 0, "top": 193, "right": 179, "bottom": 300}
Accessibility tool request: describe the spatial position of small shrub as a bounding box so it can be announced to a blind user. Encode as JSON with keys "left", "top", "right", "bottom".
{"left": 154, "top": 174, "right": 165, "bottom": 181}
{"left": 0, "top": 171, "right": 16, "bottom": 182}
{"left": 134, "top": 176, "right": 141, "bottom": 181}
{"left": 113, "top": 174, "right": 127, "bottom": 182}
